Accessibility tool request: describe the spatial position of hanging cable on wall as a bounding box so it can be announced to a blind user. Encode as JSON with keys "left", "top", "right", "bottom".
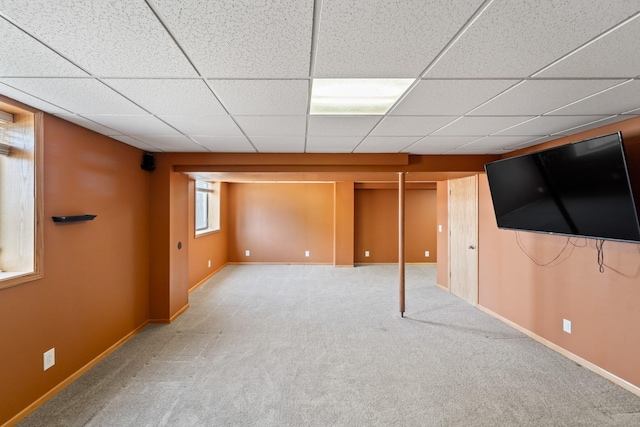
{"left": 515, "top": 231, "right": 572, "bottom": 267}
{"left": 595, "top": 239, "right": 605, "bottom": 273}
{"left": 568, "top": 237, "right": 588, "bottom": 248}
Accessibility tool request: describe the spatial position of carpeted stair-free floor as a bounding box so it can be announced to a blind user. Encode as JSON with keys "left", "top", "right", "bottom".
{"left": 19, "top": 264, "right": 640, "bottom": 426}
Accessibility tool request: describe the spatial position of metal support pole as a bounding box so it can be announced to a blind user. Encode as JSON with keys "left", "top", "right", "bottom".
{"left": 399, "top": 172, "right": 406, "bottom": 317}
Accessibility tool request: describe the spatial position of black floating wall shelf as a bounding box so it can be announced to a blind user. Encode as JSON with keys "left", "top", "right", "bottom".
{"left": 52, "top": 215, "right": 97, "bottom": 223}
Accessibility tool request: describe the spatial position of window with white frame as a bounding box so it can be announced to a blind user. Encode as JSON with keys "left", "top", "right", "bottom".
{"left": 195, "top": 181, "right": 220, "bottom": 235}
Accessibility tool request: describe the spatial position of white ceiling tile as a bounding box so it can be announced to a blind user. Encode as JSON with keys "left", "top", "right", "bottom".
{"left": 1, "top": 2, "right": 638, "bottom": 155}
{"left": 427, "top": 1, "right": 640, "bottom": 78}
{"left": 0, "top": 0, "right": 196, "bottom": 77}
{"left": 191, "top": 136, "right": 256, "bottom": 152}
{"left": 434, "top": 116, "right": 534, "bottom": 136}
{"left": 151, "top": 0, "right": 313, "bottom": 78}
{"left": 235, "top": 116, "right": 306, "bottom": 136}
{"left": 209, "top": 80, "right": 308, "bottom": 115}
{"left": 0, "top": 78, "right": 146, "bottom": 114}
{"left": 552, "top": 115, "right": 635, "bottom": 136}
{"left": 547, "top": 80, "right": 640, "bottom": 115}
{"left": 249, "top": 136, "right": 305, "bottom": 153}
{"left": 104, "top": 79, "right": 226, "bottom": 115}
{"left": 471, "top": 80, "right": 624, "bottom": 116}
{"left": 623, "top": 106, "right": 640, "bottom": 115}
{"left": 354, "top": 136, "right": 423, "bottom": 153}
{"left": 0, "top": 82, "right": 70, "bottom": 114}
{"left": 496, "top": 115, "right": 610, "bottom": 136}
{"left": 370, "top": 116, "right": 458, "bottom": 137}
{"left": 449, "top": 136, "right": 537, "bottom": 154}
{"left": 0, "top": 17, "right": 88, "bottom": 77}
{"left": 158, "top": 115, "right": 243, "bottom": 136}
{"left": 536, "top": 15, "right": 640, "bottom": 78}
{"left": 109, "top": 135, "right": 159, "bottom": 152}
{"left": 391, "top": 80, "right": 517, "bottom": 115}
{"left": 55, "top": 114, "right": 122, "bottom": 136}
{"left": 305, "top": 148, "right": 354, "bottom": 153}
{"left": 81, "top": 115, "right": 180, "bottom": 136}
{"left": 451, "top": 148, "right": 505, "bottom": 155}
{"left": 308, "top": 116, "right": 381, "bottom": 136}
{"left": 314, "top": 0, "right": 485, "bottom": 77}
{"left": 405, "top": 136, "right": 481, "bottom": 154}
{"left": 306, "top": 136, "right": 363, "bottom": 152}
{"left": 135, "top": 135, "right": 208, "bottom": 152}
{"left": 506, "top": 136, "right": 558, "bottom": 151}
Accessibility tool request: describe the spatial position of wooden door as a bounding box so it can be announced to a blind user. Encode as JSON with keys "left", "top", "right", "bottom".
{"left": 449, "top": 175, "right": 478, "bottom": 305}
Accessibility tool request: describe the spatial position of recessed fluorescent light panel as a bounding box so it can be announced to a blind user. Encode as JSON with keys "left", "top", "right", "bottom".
{"left": 310, "top": 79, "right": 415, "bottom": 115}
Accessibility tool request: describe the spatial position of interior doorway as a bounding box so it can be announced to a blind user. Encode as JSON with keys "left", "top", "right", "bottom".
{"left": 448, "top": 175, "right": 478, "bottom": 305}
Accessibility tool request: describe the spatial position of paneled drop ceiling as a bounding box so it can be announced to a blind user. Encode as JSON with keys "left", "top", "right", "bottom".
{"left": 2, "top": 0, "right": 640, "bottom": 155}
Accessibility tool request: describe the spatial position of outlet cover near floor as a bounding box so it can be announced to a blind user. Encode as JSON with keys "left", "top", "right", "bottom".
{"left": 44, "top": 348, "right": 55, "bottom": 371}
{"left": 563, "top": 319, "right": 572, "bottom": 334}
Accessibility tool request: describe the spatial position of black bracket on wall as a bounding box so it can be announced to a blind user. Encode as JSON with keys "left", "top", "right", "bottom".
{"left": 52, "top": 215, "right": 97, "bottom": 223}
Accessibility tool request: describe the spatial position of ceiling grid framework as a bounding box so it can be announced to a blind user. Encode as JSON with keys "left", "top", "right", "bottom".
{"left": 0, "top": 0, "right": 639, "bottom": 154}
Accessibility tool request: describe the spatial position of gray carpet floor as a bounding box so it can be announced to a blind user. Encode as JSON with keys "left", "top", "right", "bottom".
{"left": 18, "top": 264, "right": 640, "bottom": 426}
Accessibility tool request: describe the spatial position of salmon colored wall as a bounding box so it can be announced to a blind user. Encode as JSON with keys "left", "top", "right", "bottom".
{"left": 188, "top": 181, "right": 228, "bottom": 290}
{"left": 334, "top": 182, "right": 355, "bottom": 267}
{"left": 147, "top": 156, "right": 190, "bottom": 322}
{"left": 148, "top": 154, "right": 171, "bottom": 321}
{"left": 169, "top": 171, "right": 189, "bottom": 318}
{"left": 478, "top": 117, "right": 640, "bottom": 389}
{"left": 436, "top": 181, "right": 449, "bottom": 288}
{"left": 407, "top": 190, "right": 437, "bottom": 263}
{"left": 0, "top": 115, "right": 149, "bottom": 426}
{"left": 227, "top": 183, "right": 334, "bottom": 263}
{"left": 354, "top": 189, "right": 437, "bottom": 263}
{"left": 354, "top": 189, "right": 398, "bottom": 263}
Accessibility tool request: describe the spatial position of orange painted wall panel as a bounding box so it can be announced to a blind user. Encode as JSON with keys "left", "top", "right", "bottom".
{"left": 148, "top": 154, "right": 172, "bottom": 321}
{"left": 436, "top": 181, "right": 449, "bottom": 288}
{"left": 169, "top": 172, "right": 189, "bottom": 317}
{"left": 334, "top": 182, "right": 355, "bottom": 267}
{"left": 354, "top": 189, "right": 437, "bottom": 263}
{"left": 354, "top": 189, "right": 398, "bottom": 263}
{"left": 228, "top": 183, "right": 334, "bottom": 263}
{"left": 406, "top": 190, "right": 437, "bottom": 263}
{"left": 0, "top": 115, "right": 149, "bottom": 425}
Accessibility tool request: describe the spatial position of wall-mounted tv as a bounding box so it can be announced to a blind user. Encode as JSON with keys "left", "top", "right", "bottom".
{"left": 484, "top": 132, "right": 640, "bottom": 243}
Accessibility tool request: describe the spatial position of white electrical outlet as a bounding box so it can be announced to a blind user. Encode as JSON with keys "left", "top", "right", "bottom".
{"left": 438, "top": 225, "right": 442, "bottom": 232}
{"left": 305, "top": 250, "right": 310, "bottom": 257}
{"left": 425, "top": 251, "right": 430, "bottom": 257}
{"left": 563, "top": 319, "right": 572, "bottom": 334}
{"left": 208, "top": 260, "right": 211, "bottom": 268}
{"left": 245, "top": 250, "right": 250, "bottom": 256}
{"left": 44, "top": 348, "right": 55, "bottom": 371}
{"left": 365, "top": 250, "right": 370, "bottom": 257}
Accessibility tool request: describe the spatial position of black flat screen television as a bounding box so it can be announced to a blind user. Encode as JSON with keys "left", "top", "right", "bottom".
{"left": 484, "top": 132, "right": 640, "bottom": 243}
